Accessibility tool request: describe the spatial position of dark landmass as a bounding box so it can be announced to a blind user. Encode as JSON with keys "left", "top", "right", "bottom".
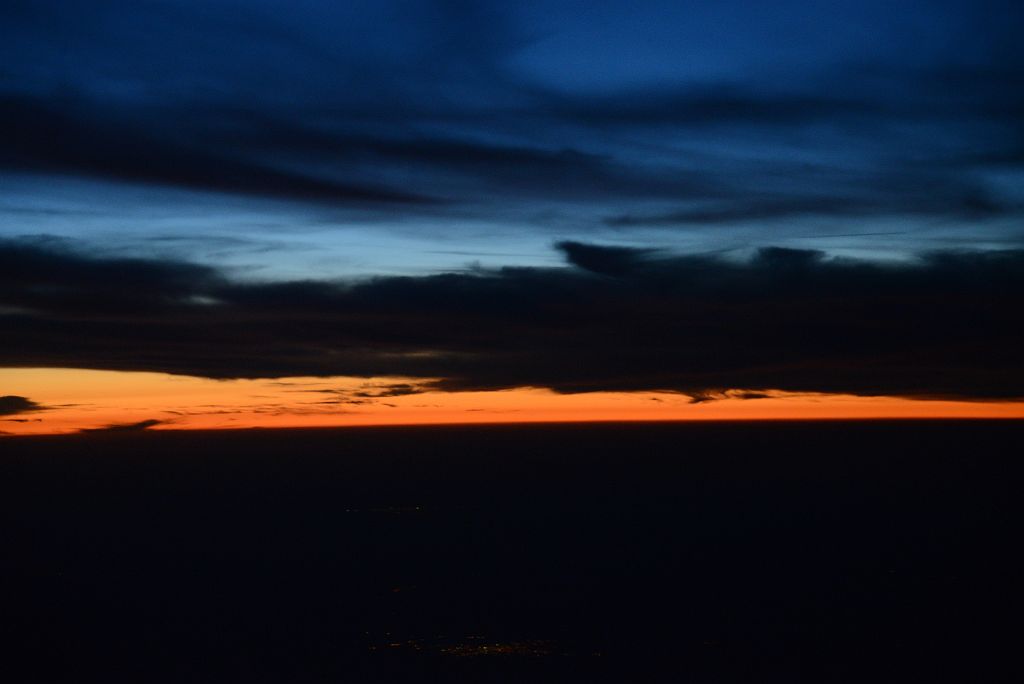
{"left": 2, "top": 420, "right": 1021, "bottom": 682}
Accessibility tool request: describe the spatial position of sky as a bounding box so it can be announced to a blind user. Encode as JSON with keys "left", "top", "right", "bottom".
{"left": 2, "top": 0, "right": 1023, "bottom": 433}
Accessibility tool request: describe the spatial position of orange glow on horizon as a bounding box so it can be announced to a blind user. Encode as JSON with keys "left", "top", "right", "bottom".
{"left": 2, "top": 368, "right": 1022, "bottom": 436}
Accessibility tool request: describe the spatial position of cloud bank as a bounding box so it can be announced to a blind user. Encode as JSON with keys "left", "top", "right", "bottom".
{"left": 2, "top": 240, "right": 1021, "bottom": 401}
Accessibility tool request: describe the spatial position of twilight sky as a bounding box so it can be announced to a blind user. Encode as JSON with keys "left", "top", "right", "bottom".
{"left": 2, "top": 0, "right": 1023, "bottom": 432}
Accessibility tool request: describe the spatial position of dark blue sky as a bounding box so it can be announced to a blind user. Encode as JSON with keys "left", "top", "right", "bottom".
{"left": 3, "top": 0, "right": 1022, "bottom": 277}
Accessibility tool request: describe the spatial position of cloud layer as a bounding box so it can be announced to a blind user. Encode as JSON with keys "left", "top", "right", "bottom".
{"left": 3, "top": 0, "right": 1023, "bottom": 264}
{"left": 2, "top": 240, "right": 1021, "bottom": 401}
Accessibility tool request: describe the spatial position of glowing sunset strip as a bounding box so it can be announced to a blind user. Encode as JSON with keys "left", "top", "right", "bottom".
{"left": 2, "top": 368, "right": 1022, "bottom": 436}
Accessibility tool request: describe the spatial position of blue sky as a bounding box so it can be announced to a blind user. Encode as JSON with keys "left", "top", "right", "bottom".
{"left": 3, "top": 0, "right": 1022, "bottom": 278}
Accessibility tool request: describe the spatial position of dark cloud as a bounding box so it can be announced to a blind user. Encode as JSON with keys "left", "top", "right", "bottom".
{"left": 0, "top": 92, "right": 716, "bottom": 208}
{"left": 605, "top": 184, "right": 1012, "bottom": 227}
{"left": 0, "top": 395, "right": 47, "bottom": 416}
{"left": 0, "top": 237, "right": 224, "bottom": 315}
{"left": 293, "top": 381, "right": 435, "bottom": 405}
{"left": 0, "top": 95, "right": 435, "bottom": 206}
{"left": 6, "top": 76, "right": 1017, "bottom": 228}
{"left": 542, "top": 87, "right": 872, "bottom": 128}
{"left": 1, "top": 240, "right": 1022, "bottom": 401}
{"left": 556, "top": 241, "right": 656, "bottom": 277}
{"left": 82, "top": 419, "right": 164, "bottom": 433}
{"left": 688, "top": 390, "right": 774, "bottom": 404}
{"left": 351, "top": 383, "right": 429, "bottom": 398}
{"left": 542, "top": 60, "right": 1024, "bottom": 130}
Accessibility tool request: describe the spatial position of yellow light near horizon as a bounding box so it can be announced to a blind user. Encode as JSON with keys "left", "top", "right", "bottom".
{"left": 2, "top": 368, "right": 1023, "bottom": 436}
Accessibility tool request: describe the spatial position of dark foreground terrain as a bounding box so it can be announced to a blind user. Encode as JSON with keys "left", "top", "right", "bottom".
{"left": 2, "top": 420, "right": 1021, "bottom": 682}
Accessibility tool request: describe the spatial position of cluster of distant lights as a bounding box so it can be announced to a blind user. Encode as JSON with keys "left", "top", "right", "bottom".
{"left": 367, "top": 635, "right": 564, "bottom": 658}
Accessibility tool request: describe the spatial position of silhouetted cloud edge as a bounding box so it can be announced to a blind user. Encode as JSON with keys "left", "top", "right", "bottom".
{"left": 0, "top": 395, "right": 49, "bottom": 416}
{"left": 1, "top": 239, "right": 1022, "bottom": 401}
